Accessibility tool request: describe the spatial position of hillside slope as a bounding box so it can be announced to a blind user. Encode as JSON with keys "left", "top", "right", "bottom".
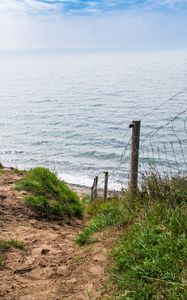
{"left": 0, "top": 169, "right": 116, "bottom": 300}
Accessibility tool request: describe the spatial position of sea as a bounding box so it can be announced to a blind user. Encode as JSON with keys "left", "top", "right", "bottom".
{"left": 0, "top": 49, "right": 187, "bottom": 189}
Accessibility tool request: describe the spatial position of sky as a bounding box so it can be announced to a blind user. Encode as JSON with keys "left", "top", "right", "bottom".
{"left": 0, "top": 0, "right": 187, "bottom": 50}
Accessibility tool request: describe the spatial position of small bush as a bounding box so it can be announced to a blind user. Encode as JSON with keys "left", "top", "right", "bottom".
{"left": 16, "top": 167, "right": 83, "bottom": 219}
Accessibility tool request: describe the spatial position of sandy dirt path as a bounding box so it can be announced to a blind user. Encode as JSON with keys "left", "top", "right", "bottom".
{"left": 0, "top": 169, "right": 116, "bottom": 300}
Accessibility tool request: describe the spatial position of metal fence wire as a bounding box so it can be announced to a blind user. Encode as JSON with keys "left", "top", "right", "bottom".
{"left": 138, "top": 109, "right": 187, "bottom": 184}
{"left": 91, "top": 88, "right": 187, "bottom": 198}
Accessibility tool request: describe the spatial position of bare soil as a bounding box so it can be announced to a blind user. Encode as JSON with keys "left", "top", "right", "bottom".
{"left": 0, "top": 168, "right": 118, "bottom": 300}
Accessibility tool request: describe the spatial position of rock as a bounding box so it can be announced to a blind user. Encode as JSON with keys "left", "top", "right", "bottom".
{"left": 41, "top": 248, "right": 50, "bottom": 255}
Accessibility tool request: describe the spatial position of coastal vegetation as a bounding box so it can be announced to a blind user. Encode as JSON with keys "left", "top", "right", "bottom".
{"left": 0, "top": 165, "right": 186, "bottom": 299}
{"left": 16, "top": 167, "right": 83, "bottom": 219}
{"left": 77, "top": 173, "right": 187, "bottom": 299}
{"left": 76, "top": 198, "right": 132, "bottom": 246}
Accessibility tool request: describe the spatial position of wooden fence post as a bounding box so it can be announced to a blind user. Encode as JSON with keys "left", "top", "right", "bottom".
{"left": 103, "top": 171, "right": 109, "bottom": 200}
{"left": 91, "top": 177, "right": 96, "bottom": 201}
{"left": 91, "top": 185, "right": 94, "bottom": 202}
{"left": 94, "top": 176, "right": 98, "bottom": 199}
{"left": 129, "top": 120, "right": 141, "bottom": 194}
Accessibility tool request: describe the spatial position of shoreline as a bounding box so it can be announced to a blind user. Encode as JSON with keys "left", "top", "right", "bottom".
{"left": 6, "top": 166, "right": 121, "bottom": 198}
{"left": 66, "top": 182, "right": 91, "bottom": 196}
{"left": 66, "top": 181, "right": 121, "bottom": 198}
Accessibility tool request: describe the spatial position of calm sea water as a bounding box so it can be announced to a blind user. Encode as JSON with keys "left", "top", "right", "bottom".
{"left": 0, "top": 50, "right": 187, "bottom": 188}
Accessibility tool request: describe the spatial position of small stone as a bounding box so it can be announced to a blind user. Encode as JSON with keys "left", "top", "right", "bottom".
{"left": 41, "top": 248, "right": 50, "bottom": 255}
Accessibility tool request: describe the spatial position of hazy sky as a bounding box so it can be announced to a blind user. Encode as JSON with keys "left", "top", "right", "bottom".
{"left": 0, "top": 0, "right": 187, "bottom": 50}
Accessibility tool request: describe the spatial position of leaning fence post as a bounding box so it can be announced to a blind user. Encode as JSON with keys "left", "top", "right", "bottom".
{"left": 103, "top": 171, "right": 109, "bottom": 200}
{"left": 129, "top": 120, "right": 141, "bottom": 194}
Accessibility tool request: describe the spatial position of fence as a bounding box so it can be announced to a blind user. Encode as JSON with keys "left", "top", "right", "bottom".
{"left": 91, "top": 88, "right": 187, "bottom": 200}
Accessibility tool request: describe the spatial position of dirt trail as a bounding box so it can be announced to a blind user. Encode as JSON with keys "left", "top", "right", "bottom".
{"left": 0, "top": 169, "right": 116, "bottom": 300}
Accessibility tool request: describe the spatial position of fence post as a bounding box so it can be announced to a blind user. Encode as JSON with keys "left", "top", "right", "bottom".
{"left": 94, "top": 176, "right": 98, "bottom": 199}
{"left": 129, "top": 120, "right": 141, "bottom": 194}
{"left": 91, "top": 185, "right": 94, "bottom": 202}
{"left": 91, "top": 177, "right": 96, "bottom": 201}
{"left": 103, "top": 171, "right": 109, "bottom": 200}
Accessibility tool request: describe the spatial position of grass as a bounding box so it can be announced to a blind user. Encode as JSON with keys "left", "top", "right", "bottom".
{"left": 140, "top": 173, "right": 187, "bottom": 206}
{"left": 16, "top": 167, "right": 83, "bottom": 219}
{"left": 0, "top": 239, "right": 25, "bottom": 268}
{"left": 111, "top": 202, "right": 187, "bottom": 300}
{"left": 76, "top": 199, "right": 133, "bottom": 245}
{"left": 76, "top": 173, "right": 187, "bottom": 299}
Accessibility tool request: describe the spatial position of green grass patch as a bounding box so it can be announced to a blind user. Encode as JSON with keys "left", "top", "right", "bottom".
{"left": 0, "top": 239, "right": 25, "bottom": 268}
{"left": 16, "top": 167, "right": 83, "bottom": 219}
{"left": 76, "top": 199, "right": 132, "bottom": 245}
{"left": 106, "top": 174, "right": 187, "bottom": 300}
{"left": 76, "top": 173, "right": 187, "bottom": 299}
{"left": 111, "top": 201, "right": 187, "bottom": 300}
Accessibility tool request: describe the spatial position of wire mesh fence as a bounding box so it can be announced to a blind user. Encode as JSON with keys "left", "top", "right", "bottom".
{"left": 91, "top": 88, "right": 187, "bottom": 199}
{"left": 138, "top": 109, "right": 187, "bottom": 185}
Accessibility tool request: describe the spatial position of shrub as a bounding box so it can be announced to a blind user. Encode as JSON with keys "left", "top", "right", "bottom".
{"left": 16, "top": 167, "right": 83, "bottom": 219}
